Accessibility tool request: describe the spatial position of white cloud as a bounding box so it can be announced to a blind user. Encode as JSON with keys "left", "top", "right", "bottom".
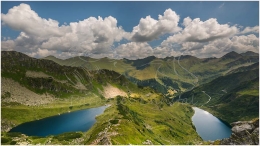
{"left": 178, "top": 34, "right": 259, "bottom": 58}
{"left": 163, "top": 17, "right": 238, "bottom": 46}
{"left": 153, "top": 46, "right": 181, "bottom": 58}
{"left": 1, "top": 3, "right": 129, "bottom": 58}
{"left": 1, "top": 4, "right": 259, "bottom": 59}
{"left": 1, "top": 40, "right": 15, "bottom": 51}
{"left": 1, "top": 3, "right": 63, "bottom": 38}
{"left": 230, "top": 34, "right": 259, "bottom": 52}
{"left": 159, "top": 16, "right": 259, "bottom": 58}
{"left": 240, "top": 26, "right": 259, "bottom": 34}
{"left": 27, "top": 48, "right": 57, "bottom": 58}
{"left": 42, "top": 16, "right": 129, "bottom": 54}
{"left": 180, "top": 42, "right": 206, "bottom": 51}
{"left": 115, "top": 42, "right": 153, "bottom": 59}
{"left": 131, "top": 9, "right": 181, "bottom": 42}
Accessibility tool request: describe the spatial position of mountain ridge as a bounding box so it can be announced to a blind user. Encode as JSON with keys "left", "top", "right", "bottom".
{"left": 4, "top": 50, "right": 259, "bottom": 95}
{"left": 43, "top": 50, "right": 258, "bottom": 61}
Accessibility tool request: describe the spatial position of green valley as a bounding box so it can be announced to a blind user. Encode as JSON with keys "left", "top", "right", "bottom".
{"left": 1, "top": 50, "right": 259, "bottom": 145}
{"left": 44, "top": 51, "right": 258, "bottom": 95}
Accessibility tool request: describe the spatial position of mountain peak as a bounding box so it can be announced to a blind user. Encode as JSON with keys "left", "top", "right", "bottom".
{"left": 221, "top": 51, "right": 242, "bottom": 59}
{"left": 180, "top": 55, "right": 199, "bottom": 60}
{"left": 44, "top": 55, "right": 57, "bottom": 59}
{"left": 240, "top": 51, "right": 259, "bottom": 57}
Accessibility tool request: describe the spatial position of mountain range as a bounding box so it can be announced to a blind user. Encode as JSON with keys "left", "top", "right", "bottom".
{"left": 44, "top": 51, "right": 258, "bottom": 94}
{"left": 1, "top": 50, "right": 259, "bottom": 145}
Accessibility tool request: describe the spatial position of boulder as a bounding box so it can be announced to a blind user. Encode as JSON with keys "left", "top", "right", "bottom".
{"left": 231, "top": 123, "right": 254, "bottom": 136}
{"left": 142, "top": 139, "right": 153, "bottom": 145}
{"left": 218, "top": 118, "right": 259, "bottom": 145}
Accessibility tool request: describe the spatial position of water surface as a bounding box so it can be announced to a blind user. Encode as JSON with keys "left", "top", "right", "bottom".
{"left": 9, "top": 106, "right": 107, "bottom": 136}
{"left": 192, "top": 107, "right": 232, "bottom": 141}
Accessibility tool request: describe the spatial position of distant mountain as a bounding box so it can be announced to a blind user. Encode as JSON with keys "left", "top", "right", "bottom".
{"left": 178, "top": 55, "right": 200, "bottom": 60}
{"left": 221, "top": 51, "right": 242, "bottom": 60}
{"left": 43, "top": 55, "right": 65, "bottom": 65}
{"left": 44, "top": 55, "right": 60, "bottom": 60}
{"left": 43, "top": 51, "right": 259, "bottom": 95}
{"left": 240, "top": 51, "right": 259, "bottom": 57}
{"left": 124, "top": 56, "right": 156, "bottom": 70}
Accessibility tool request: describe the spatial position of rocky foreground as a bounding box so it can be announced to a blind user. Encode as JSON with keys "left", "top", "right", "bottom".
{"left": 213, "top": 118, "right": 259, "bottom": 145}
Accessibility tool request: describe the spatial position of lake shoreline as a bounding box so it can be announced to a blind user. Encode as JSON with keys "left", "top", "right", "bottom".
{"left": 8, "top": 105, "right": 109, "bottom": 137}
{"left": 192, "top": 107, "right": 232, "bottom": 141}
{"left": 194, "top": 107, "right": 232, "bottom": 128}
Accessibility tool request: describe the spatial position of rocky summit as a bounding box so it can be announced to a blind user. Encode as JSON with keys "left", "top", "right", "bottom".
{"left": 219, "top": 118, "right": 259, "bottom": 145}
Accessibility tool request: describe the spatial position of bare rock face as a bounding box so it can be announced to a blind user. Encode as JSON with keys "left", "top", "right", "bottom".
{"left": 231, "top": 122, "right": 254, "bottom": 137}
{"left": 219, "top": 118, "right": 259, "bottom": 145}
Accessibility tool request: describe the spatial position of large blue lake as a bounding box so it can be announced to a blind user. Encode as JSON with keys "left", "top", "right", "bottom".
{"left": 192, "top": 107, "right": 232, "bottom": 141}
{"left": 9, "top": 106, "right": 107, "bottom": 136}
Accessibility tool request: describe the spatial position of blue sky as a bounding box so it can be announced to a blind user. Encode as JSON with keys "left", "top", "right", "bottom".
{"left": 1, "top": 1, "right": 259, "bottom": 59}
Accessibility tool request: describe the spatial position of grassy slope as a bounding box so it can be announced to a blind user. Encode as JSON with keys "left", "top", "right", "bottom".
{"left": 181, "top": 65, "right": 259, "bottom": 123}
{"left": 205, "top": 77, "right": 259, "bottom": 123}
{"left": 0, "top": 51, "right": 144, "bottom": 128}
{"left": 44, "top": 52, "right": 259, "bottom": 94}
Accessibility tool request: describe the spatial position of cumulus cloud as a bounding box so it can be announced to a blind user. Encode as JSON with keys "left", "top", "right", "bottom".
{"left": 115, "top": 42, "right": 181, "bottom": 59}
{"left": 230, "top": 34, "right": 259, "bottom": 51}
{"left": 115, "top": 42, "right": 154, "bottom": 59}
{"left": 41, "top": 16, "right": 129, "bottom": 53}
{"left": 162, "top": 17, "right": 238, "bottom": 46}
{"left": 27, "top": 48, "right": 57, "bottom": 58}
{"left": 1, "top": 3, "right": 64, "bottom": 38}
{"left": 153, "top": 46, "right": 181, "bottom": 58}
{"left": 240, "top": 26, "right": 259, "bottom": 34}
{"left": 158, "top": 16, "right": 258, "bottom": 58}
{"left": 1, "top": 3, "right": 259, "bottom": 59}
{"left": 131, "top": 9, "right": 181, "bottom": 42}
{"left": 180, "top": 42, "right": 206, "bottom": 51}
{"left": 1, "top": 3, "right": 129, "bottom": 58}
{"left": 1, "top": 40, "right": 15, "bottom": 51}
{"left": 179, "top": 34, "right": 259, "bottom": 58}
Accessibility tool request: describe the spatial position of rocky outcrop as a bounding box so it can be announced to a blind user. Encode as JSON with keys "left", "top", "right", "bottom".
{"left": 142, "top": 139, "right": 153, "bottom": 145}
{"left": 1, "top": 119, "right": 16, "bottom": 132}
{"left": 1, "top": 78, "right": 56, "bottom": 106}
{"left": 219, "top": 118, "right": 259, "bottom": 145}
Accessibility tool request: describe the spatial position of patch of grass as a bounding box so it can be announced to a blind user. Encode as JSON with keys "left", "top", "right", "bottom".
{"left": 53, "top": 132, "right": 82, "bottom": 141}
{"left": 1, "top": 137, "right": 11, "bottom": 144}
{"left": 238, "top": 89, "right": 259, "bottom": 96}
{"left": 6, "top": 132, "right": 22, "bottom": 137}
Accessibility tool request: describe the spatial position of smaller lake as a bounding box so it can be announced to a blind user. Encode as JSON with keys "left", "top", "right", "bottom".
{"left": 9, "top": 106, "right": 108, "bottom": 136}
{"left": 192, "top": 107, "right": 232, "bottom": 141}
